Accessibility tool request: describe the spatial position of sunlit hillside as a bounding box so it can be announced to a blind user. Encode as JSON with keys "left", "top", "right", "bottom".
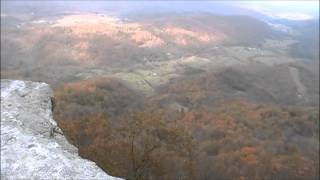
{"left": 1, "top": 1, "right": 319, "bottom": 179}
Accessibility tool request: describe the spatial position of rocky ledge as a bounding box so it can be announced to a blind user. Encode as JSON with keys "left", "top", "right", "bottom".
{"left": 1, "top": 79, "right": 121, "bottom": 179}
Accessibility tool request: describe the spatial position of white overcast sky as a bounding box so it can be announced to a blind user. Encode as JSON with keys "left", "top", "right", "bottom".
{"left": 1, "top": 1, "right": 319, "bottom": 20}
{"left": 238, "top": 1, "right": 319, "bottom": 20}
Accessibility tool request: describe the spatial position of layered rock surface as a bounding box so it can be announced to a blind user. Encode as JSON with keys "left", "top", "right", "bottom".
{"left": 1, "top": 79, "right": 121, "bottom": 179}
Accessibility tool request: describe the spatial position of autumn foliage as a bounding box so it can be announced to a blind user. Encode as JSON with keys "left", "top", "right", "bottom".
{"left": 54, "top": 78, "right": 319, "bottom": 180}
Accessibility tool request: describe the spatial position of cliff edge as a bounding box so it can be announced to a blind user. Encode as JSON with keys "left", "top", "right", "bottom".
{"left": 1, "top": 79, "right": 121, "bottom": 179}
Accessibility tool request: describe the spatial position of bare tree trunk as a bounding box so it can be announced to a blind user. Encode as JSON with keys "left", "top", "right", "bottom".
{"left": 131, "top": 134, "right": 136, "bottom": 180}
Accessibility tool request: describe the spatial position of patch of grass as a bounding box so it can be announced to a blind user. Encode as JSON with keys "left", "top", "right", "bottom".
{"left": 115, "top": 72, "right": 154, "bottom": 94}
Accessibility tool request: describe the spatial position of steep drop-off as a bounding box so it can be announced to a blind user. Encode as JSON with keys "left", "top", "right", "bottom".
{"left": 0, "top": 79, "right": 122, "bottom": 180}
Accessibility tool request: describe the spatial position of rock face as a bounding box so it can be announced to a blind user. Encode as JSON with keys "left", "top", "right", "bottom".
{"left": 1, "top": 79, "right": 121, "bottom": 180}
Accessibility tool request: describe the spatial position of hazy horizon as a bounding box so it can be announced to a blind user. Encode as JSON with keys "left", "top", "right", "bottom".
{"left": 2, "top": 1, "right": 319, "bottom": 20}
{"left": 1, "top": 1, "right": 319, "bottom": 179}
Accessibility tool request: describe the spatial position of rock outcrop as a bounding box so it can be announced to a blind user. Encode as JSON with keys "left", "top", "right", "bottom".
{"left": 1, "top": 79, "right": 121, "bottom": 179}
